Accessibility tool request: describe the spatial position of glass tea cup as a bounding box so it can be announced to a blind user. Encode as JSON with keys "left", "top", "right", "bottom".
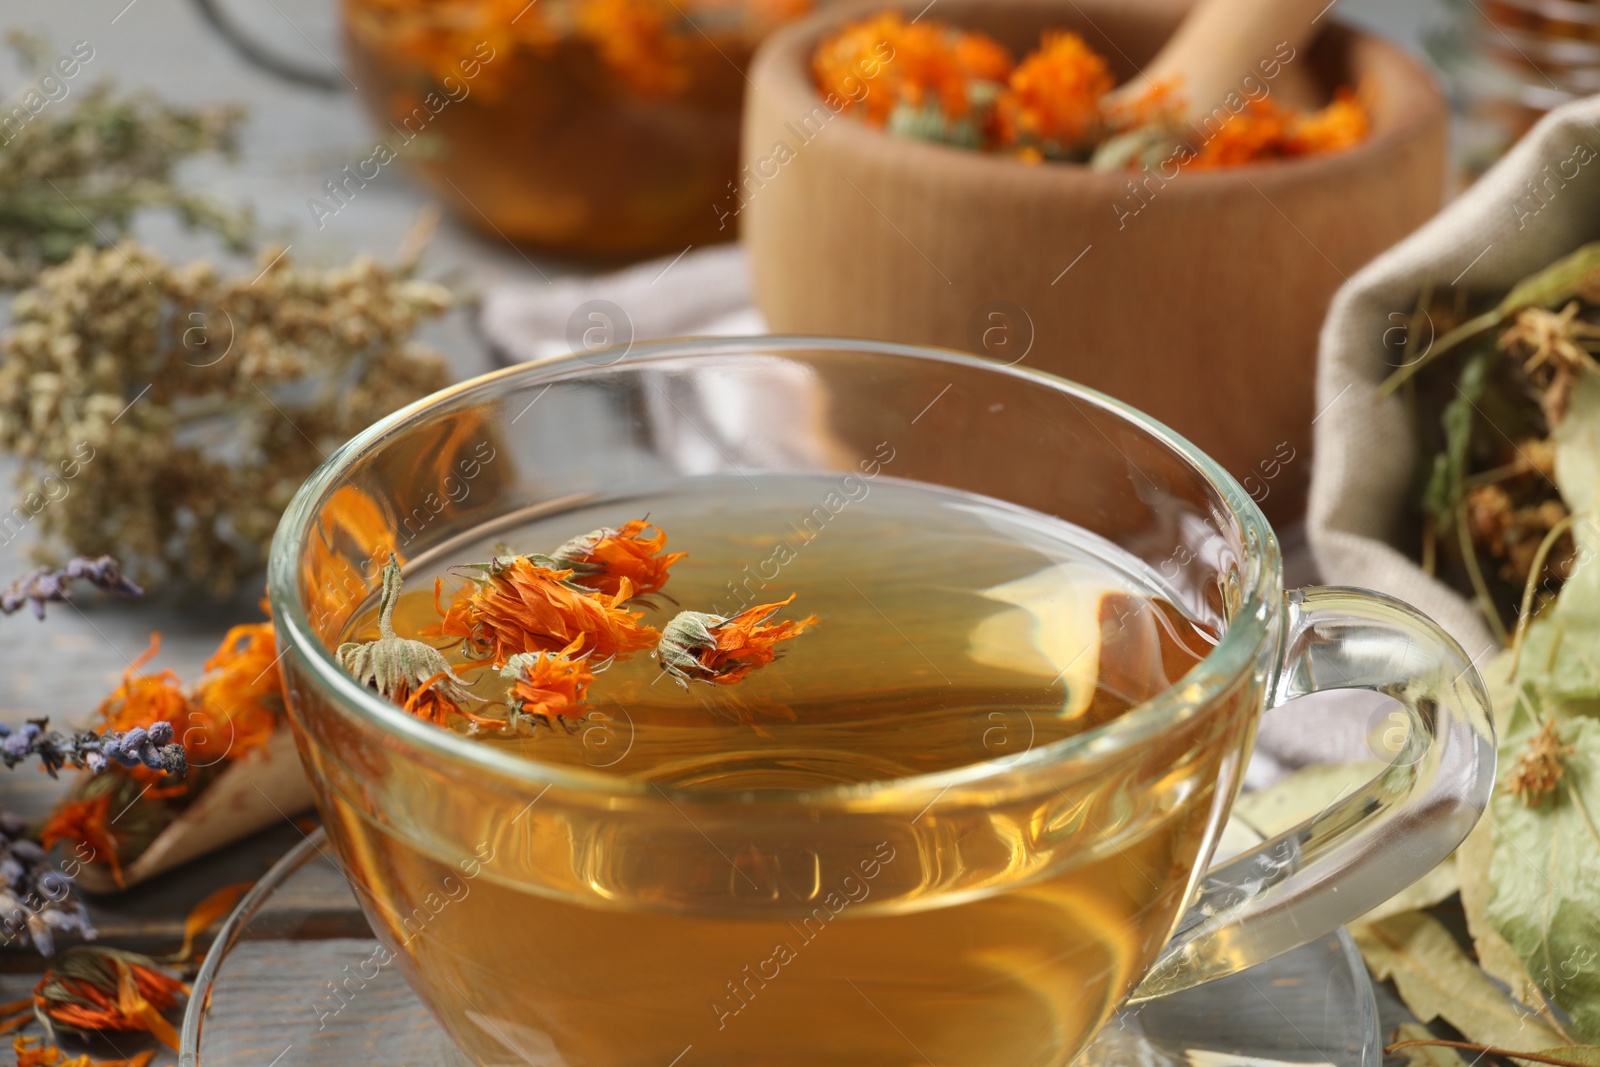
{"left": 267, "top": 338, "right": 1494, "bottom": 1067}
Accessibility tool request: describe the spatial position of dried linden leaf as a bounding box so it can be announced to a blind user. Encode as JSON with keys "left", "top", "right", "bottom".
{"left": 1458, "top": 778, "right": 1560, "bottom": 1024}
{"left": 1485, "top": 713, "right": 1600, "bottom": 1043}
{"left": 1352, "top": 912, "right": 1569, "bottom": 1053}
{"left": 1479, "top": 369, "right": 1600, "bottom": 1039}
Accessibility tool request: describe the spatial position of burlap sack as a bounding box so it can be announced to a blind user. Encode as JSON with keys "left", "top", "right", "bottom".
{"left": 1308, "top": 94, "right": 1600, "bottom": 665}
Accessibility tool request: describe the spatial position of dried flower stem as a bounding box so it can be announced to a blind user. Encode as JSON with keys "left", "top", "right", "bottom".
{"left": 1457, "top": 502, "right": 1511, "bottom": 645}
{"left": 1510, "top": 512, "right": 1580, "bottom": 675}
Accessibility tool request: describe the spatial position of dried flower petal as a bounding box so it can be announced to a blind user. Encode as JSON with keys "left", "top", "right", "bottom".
{"left": 500, "top": 636, "right": 596, "bottom": 723}
{"left": 13, "top": 1034, "right": 155, "bottom": 1067}
{"left": 429, "top": 555, "right": 659, "bottom": 666}
{"left": 337, "top": 556, "right": 475, "bottom": 722}
{"left": 658, "top": 595, "right": 816, "bottom": 687}
{"left": 550, "top": 518, "right": 686, "bottom": 598}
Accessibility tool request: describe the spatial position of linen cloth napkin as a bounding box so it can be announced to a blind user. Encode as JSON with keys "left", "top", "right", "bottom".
{"left": 481, "top": 244, "right": 1394, "bottom": 788}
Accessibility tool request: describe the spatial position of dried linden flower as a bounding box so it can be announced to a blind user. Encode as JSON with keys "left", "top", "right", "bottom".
{"left": 1506, "top": 719, "right": 1574, "bottom": 805}
{"left": 0, "top": 243, "right": 454, "bottom": 597}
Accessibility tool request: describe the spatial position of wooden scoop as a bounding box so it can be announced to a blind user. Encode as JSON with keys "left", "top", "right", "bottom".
{"left": 1108, "top": 0, "right": 1337, "bottom": 122}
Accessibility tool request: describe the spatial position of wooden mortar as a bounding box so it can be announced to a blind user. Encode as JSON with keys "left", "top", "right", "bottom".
{"left": 741, "top": 0, "right": 1446, "bottom": 520}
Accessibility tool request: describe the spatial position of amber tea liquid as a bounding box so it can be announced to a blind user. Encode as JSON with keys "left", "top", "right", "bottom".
{"left": 322, "top": 475, "right": 1254, "bottom": 1067}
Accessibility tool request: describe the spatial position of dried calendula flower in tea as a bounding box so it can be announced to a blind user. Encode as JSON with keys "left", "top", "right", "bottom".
{"left": 0, "top": 242, "right": 454, "bottom": 597}
{"left": 549, "top": 519, "right": 686, "bottom": 598}
{"left": 338, "top": 556, "right": 478, "bottom": 726}
{"left": 32, "top": 946, "right": 186, "bottom": 1050}
{"left": 500, "top": 635, "right": 597, "bottom": 726}
{"left": 658, "top": 595, "right": 817, "bottom": 687}
{"left": 429, "top": 555, "right": 660, "bottom": 666}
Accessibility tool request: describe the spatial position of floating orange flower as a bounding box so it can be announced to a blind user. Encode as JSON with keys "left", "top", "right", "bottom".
{"left": 430, "top": 557, "right": 660, "bottom": 666}
{"left": 33, "top": 947, "right": 187, "bottom": 1051}
{"left": 501, "top": 636, "right": 596, "bottom": 721}
{"left": 997, "top": 31, "right": 1112, "bottom": 152}
{"left": 658, "top": 594, "right": 816, "bottom": 686}
{"left": 552, "top": 519, "right": 686, "bottom": 598}
{"left": 337, "top": 557, "right": 484, "bottom": 728}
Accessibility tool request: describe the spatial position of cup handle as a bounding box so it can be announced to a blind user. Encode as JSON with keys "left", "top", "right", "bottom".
{"left": 191, "top": 0, "right": 347, "bottom": 91}
{"left": 1129, "top": 585, "right": 1497, "bottom": 1001}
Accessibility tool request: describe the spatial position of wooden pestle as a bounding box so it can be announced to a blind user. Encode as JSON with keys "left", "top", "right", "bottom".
{"left": 1108, "top": 0, "right": 1338, "bottom": 122}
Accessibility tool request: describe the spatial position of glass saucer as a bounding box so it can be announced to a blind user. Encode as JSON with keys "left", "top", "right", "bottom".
{"left": 180, "top": 825, "right": 1381, "bottom": 1067}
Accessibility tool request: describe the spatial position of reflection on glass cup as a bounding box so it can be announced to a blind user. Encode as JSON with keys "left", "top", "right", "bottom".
{"left": 268, "top": 339, "right": 1495, "bottom": 1067}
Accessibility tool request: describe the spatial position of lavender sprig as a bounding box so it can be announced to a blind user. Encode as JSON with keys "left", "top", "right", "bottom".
{"left": 0, "top": 811, "right": 95, "bottom": 956}
{"left": 0, "top": 718, "right": 186, "bottom": 778}
{"left": 1, "top": 556, "right": 144, "bottom": 620}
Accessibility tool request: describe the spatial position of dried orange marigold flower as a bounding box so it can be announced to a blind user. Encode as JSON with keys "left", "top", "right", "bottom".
{"left": 33, "top": 946, "right": 187, "bottom": 1051}
{"left": 430, "top": 556, "right": 660, "bottom": 666}
{"left": 39, "top": 795, "right": 124, "bottom": 888}
{"left": 997, "top": 31, "right": 1112, "bottom": 152}
{"left": 658, "top": 594, "right": 816, "bottom": 686}
{"left": 813, "top": 12, "right": 1013, "bottom": 125}
{"left": 338, "top": 556, "right": 478, "bottom": 727}
{"left": 1285, "top": 87, "right": 1369, "bottom": 156}
{"left": 500, "top": 636, "right": 596, "bottom": 722}
{"left": 190, "top": 612, "right": 281, "bottom": 761}
{"left": 551, "top": 519, "right": 686, "bottom": 598}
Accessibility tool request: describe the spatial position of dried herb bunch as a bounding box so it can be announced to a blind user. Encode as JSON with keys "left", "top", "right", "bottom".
{"left": 1385, "top": 244, "right": 1600, "bottom": 639}
{"left": 0, "top": 242, "right": 454, "bottom": 597}
{"left": 0, "top": 32, "right": 249, "bottom": 289}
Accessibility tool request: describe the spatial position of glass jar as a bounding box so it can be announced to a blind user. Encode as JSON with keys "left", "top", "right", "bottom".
{"left": 334, "top": 0, "right": 814, "bottom": 260}
{"left": 1430, "top": 0, "right": 1600, "bottom": 178}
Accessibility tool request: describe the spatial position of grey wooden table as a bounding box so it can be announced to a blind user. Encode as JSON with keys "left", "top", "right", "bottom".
{"left": 0, "top": 0, "right": 1435, "bottom": 1063}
